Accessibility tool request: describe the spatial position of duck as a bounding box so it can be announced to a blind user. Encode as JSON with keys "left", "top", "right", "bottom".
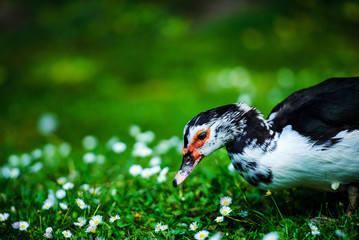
{"left": 173, "top": 77, "right": 359, "bottom": 214}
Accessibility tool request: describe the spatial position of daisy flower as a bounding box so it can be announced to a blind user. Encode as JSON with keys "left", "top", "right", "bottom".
{"left": 215, "top": 216, "right": 224, "bottom": 223}
{"left": 155, "top": 222, "right": 163, "bottom": 233}
{"left": 194, "top": 230, "right": 209, "bottom": 240}
{"left": 331, "top": 182, "right": 340, "bottom": 190}
{"left": 57, "top": 177, "right": 67, "bottom": 185}
{"left": 141, "top": 168, "right": 153, "bottom": 179}
{"left": 161, "top": 224, "right": 168, "bottom": 231}
{"left": 82, "top": 135, "right": 98, "bottom": 150}
{"left": 220, "top": 206, "right": 231, "bottom": 216}
{"left": 56, "top": 189, "right": 66, "bottom": 199}
{"left": 86, "top": 224, "right": 97, "bottom": 233}
{"left": 74, "top": 217, "right": 87, "bottom": 227}
{"left": 157, "top": 174, "right": 166, "bottom": 183}
{"left": 12, "top": 222, "right": 20, "bottom": 229}
{"left": 209, "top": 232, "right": 223, "bottom": 240}
{"left": 149, "top": 156, "right": 162, "bottom": 166}
{"left": 59, "top": 202, "right": 68, "bottom": 210}
{"left": 43, "top": 232, "right": 53, "bottom": 239}
{"left": 81, "top": 184, "right": 90, "bottom": 191}
{"left": 190, "top": 221, "right": 199, "bottom": 231}
{"left": 129, "top": 165, "right": 143, "bottom": 177}
{"left": 89, "top": 215, "right": 102, "bottom": 226}
{"left": 42, "top": 199, "right": 55, "bottom": 210}
{"left": 62, "top": 230, "right": 72, "bottom": 238}
{"left": 46, "top": 227, "right": 53, "bottom": 233}
{"left": 0, "top": 213, "right": 10, "bottom": 221}
{"left": 109, "top": 214, "right": 121, "bottom": 222}
{"left": 262, "top": 232, "right": 279, "bottom": 240}
{"left": 335, "top": 229, "right": 346, "bottom": 238}
{"left": 89, "top": 187, "right": 101, "bottom": 196}
{"left": 219, "top": 196, "right": 232, "bottom": 206}
{"left": 19, "top": 221, "right": 29, "bottom": 231}
{"left": 63, "top": 182, "right": 74, "bottom": 190}
{"left": 112, "top": 142, "right": 127, "bottom": 153}
{"left": 83, "top": 152, "right": 96, "bottom": 164}
{"left": 76, "top": 198, "right": 87, "bottom": 209}
{"left": 310, "top": 225, "right": 320, "bottom": 235}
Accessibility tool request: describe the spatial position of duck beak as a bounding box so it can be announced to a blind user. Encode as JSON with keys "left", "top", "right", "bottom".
{"left": 173, "top": 153, "right": 202, "bottom": 188}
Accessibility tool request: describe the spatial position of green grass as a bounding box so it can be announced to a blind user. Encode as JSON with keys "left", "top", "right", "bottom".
{"left": 1, "top": 128, "right": 358, "bottom": 239}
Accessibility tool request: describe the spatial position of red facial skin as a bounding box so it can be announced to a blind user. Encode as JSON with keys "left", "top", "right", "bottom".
{"left": 182, "top": 128, "right": 211, "bottom": 159}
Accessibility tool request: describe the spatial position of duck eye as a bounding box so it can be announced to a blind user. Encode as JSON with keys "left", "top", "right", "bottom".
{"left": 197, "top": 132, "right": 207, "bottom": 140}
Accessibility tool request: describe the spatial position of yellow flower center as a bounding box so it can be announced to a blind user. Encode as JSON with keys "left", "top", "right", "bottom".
{"left": 223, "top": 211, "right": 227, "bottom": 214}
{"left": 0, "top": 216, "right": 2, "bottom": 219}
{"left": 194, "top": 226, "right": 197, "bottom": 229}
{"left": 223, "top": 200, "right": 228, "bottom": 205}
{"left": 200, "top": 234, "right": 204, "bottom": 237}
{"left": 94, "top": 220, "right": 99, "bottom": 225}
{"left": 20, "top": 224, "right": 25, "bottom": 229}
{"left": 65, "top": 233, "right": 69, "bottom": 236}
{"left": 91, "top": 228, "right": 96, "bottom": 233}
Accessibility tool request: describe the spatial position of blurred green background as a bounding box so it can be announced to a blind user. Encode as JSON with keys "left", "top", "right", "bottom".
{"left": 1, "top": 0, "right": 359, "bottom": 159}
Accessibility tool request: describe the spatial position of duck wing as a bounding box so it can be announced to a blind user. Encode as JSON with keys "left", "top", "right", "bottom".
{"left": 268, "top": 77, "right": 359, "bottom": 144}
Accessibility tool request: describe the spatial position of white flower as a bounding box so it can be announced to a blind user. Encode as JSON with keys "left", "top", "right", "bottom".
{"left": 220, "top": 196, "right": 232, "bottom": 206}
{"left": 76, "top": 198, "right": 87, "bottom": 209}
{"left": 42, "top": 199, "right": 55, "bottom": 210}
{"left": 11, "top": 206, "right": 16, "bottom": 212}
{"left": 111, "top": 189, "right": 117, "bottom": 196}
{"left": 83, "top": 152, "right": 96, "bottom": 164}
{"left": 89, "top": 187, "right": 101, "bottom": 196}
{"left": 12, "top": 222, "right": 20, "bottom": 229}
{"left": 149, "top": 156, "right": 162, "bottom": 166}
{"left": 109, "top": 214, "right": 121, "bottom": 222}
{"left": 112, "top": 142, "right": 127, "bottom": 153}
{"left": 262, "top": 232, "right": 279, "bottom": 240}
{"left": 86, "top": 224, "right": 97, "bottom": 233}
{"left": 19, "top": 221, "right": 29, "bottom": 231}
{"left": 60, "top": 203, "right": 68, "bottom": 210}
{"left": 141, "top": 168, "right": 154, "bottom": 179}
{"left": 150, "top": 165, "right": 161, "bottom": 174}
{"left": 57, "top": 177, "right": 67, "bottom": 185}
{"left": 159, "top": 167, "right": 169, "bottom": 176}
{"left": 46, "top": 227, "right": 53, "bottom": 233}
{"left": 155, "top": 222, "right": 167, "bottom": 232}
{"left": 2, "top": 167, "right": 20, "bottom": 179}
{"left": 335, "top": 229, "right": 346, "bottom": 238}
{"left": 8, "top": 154, "right": 20, "bottom": 166}
{"left": 74, "top": 217, "right": 86, "bottom": 227}
{"left": 220, "top": 206, "right": 231, "bottom": 216}
{"left": 215, "top": 216, "right": 223, "bottom": 223}
{"left": 82, "top": 135, "right": 98, "bottom": 150}
{"left": 89, "top": 215, "right": 102, "bottom": 226}
{"left": 0, "top": 213, "right": 10, "bottom": 221}
{"left": 59, "top": 142, "right": 71, "bottom": 158}
{"left": 97, "top": 154, "right": 106, "bottom": 164}
{"left": 157, "top": 174, "right": 166, "bottom": 183}
{"left": 56, "top": 189, "right": 66, "bottom": 199}
{"left": 129, "top": 125, "right": 141, "bottom": 137}
{"left": 331, "top": 182, "right": 340, "bottom": 190}
{"left": 43, "top": 144, "right": 56, "bottom": 159}
{"left": 129, "top": 164, "right": 142, "bottom": 176}
{"left": 135, "top": 131, "right": 155, "bottom": 143}
{"left": 43, "top": 232, "right": 53, "bottom": 238}
{"left": 190, "top": 221, "right": 199, "bottom": 231}
{"left": 20, "top": 153, "right": 32, "bottom": 166}
{"left": 38, "top": 112, "right": 58, "bottom": 136}
{"left": 161, "top": 224, "right": 168, "bottom": 231}
{"left": 81, "top": 184, "right": 90, "bottom": 191}
{"left": 155, "top": 222, "right": 162, "bottom": 233}
{"left": 209, "top": 232, "right": 223, "bottom": 240}
{"left": 29, "top": 162, "right": 43, "bottom": 173}
{"left": 63, "top": 182, "right": 74, "bottom": 190}
{"left": 194, "top": 230, "right": 209, "bottom": 240}
{"left": 132, "top": 142, "right": 152, "bottom": 157}
{"left": 309, "top": 224, "right": 320, "bottom": 235}
{"left": 62, "top": 230, "right": 72, "bottom": 238}
{"left": 32, "top": 149, "right": 43, "bottom": 159}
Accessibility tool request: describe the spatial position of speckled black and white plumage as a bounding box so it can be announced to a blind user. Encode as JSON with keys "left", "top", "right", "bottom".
{"left": 175, "top": 77, "right": 359, "bottom": 193}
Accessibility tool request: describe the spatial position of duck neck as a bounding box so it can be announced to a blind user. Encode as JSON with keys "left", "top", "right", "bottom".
{"left": 225, "top": 108, "right": 277, "bottom": 187}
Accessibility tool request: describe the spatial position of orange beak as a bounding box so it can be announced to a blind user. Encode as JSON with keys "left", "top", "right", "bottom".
{"left": 173, "top": 152, "right": 203, "bottom": 188}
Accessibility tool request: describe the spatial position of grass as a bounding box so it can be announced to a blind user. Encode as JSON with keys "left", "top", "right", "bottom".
{"left": 1, "top": 125, "right": 358, "bottom": 239}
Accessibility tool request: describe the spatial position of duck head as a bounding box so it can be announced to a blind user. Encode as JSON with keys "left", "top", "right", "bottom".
{"left": 173, "top": 103, "right": 251, "bottom": 187}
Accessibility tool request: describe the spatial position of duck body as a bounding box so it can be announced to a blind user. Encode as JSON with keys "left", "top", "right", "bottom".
{"left": 174, "top": 77, "right": 359, "bottom": 193}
